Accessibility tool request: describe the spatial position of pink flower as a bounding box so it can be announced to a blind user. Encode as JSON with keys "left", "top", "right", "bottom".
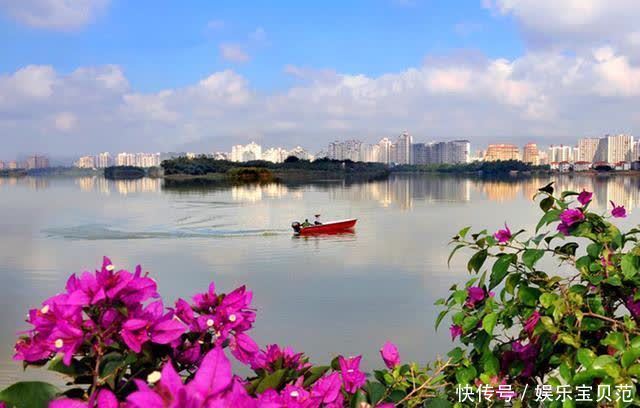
{"left": 524, "top": 311, "right": 540, "bottom": 335}
{"left": 229, "top": 332, "right": 259, "bottom": 366}
{"left": 450, "top": 324, "right": 463, "bottom": 341}
{"left": 493, "top": 223, "right": 512, "bottom": 244}
{"left": 559, "top": 208, "right": 585, "bottom": 226}
{"left": 338, "top": 355, "right": 366, "bottom": 394}
{"left": 310, "top": 372, "right": 344, "bottom": 407}
{"left": 577, "top": 190, "right": 592, "bottom": 206}
{"left": 466, "top": 286, "right": 486, "bottom": 308}
{"left": 49, "top": 389, "right": 118, "bottom": 408}
{"left": 557, "top": 222, "right": 570, "bottom": 236}
{"left": 252, "top": 344, "right": 310, "bottom": 373}
{"left": 611, "top": 201, "right": 627, "bottom": 218}
{"left": 120, "top": 301, "right": 185, "bottom": 353}
{"left": 626, "top": 296, "right": 640, "bottom": 318}
{"left": 379, "top": 341, "right": 400, "bottom": 369}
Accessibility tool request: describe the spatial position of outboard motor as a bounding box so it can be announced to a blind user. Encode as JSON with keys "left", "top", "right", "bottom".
{"left": 291, "top": 221, "right": 301, "bottom": 233}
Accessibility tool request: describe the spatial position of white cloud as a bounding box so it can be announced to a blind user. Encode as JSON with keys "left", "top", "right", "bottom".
{"left": 484, "top": 0, "right": 640, "bottom": 50}
{"left": 4, "top": 45, "right": 640, "bottom": 157}
{"left": 0, "top": 0, "right": 109, "bottom": 30}
{"left": 219, "top": 43, "right": 250, "bottom": 63}
{"left": 53, "top": 112, "right": 77, "bottom": 131}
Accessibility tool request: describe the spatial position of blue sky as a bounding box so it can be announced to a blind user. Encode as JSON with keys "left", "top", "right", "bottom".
{"left": 1, "top": 0, "right": 640, "bottom": 158}
{"left": 1, "top": 0, "right": 523, "bottom": 92}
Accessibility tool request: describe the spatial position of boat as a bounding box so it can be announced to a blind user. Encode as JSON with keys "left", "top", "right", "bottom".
{"left": 291, "top": 218, "right": 357, "bottom": 235}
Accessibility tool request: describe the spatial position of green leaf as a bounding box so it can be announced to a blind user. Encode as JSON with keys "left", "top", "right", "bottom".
{"left": 586, "top": 243, "right": 602, "bottom": 259}
{"left": 0, "top": 382, "right": 60, "bottom": 408}
{"left": 47, "top": 356, "right": 90, "bottom": 377}
{"left": 448, "top": 244, "right": 465, "bottom": 267}
{"left": 435, "top": 310, "right": 448, "bottom": 330}
{"left": 591, "top": 355, "right": 616, "bottom": 370}
{"left": 518, "top": 286, "right": 541, "bottom": 307}
{"left": 536, "top": 209, "right": 560, "bottom": 232}
{"left": 455, "top": 366, "right": 477, "bottom": 385}
{"left": 540, "top": 196, "right": 554, "bottom": 212}
{"left": 490, "top": 254, "right": 514, "bottom": 289}
{"left": 349, "top": 389, "right": 368, "bottom": 408}
{"left": 538, "top": 182, "right": 554, "bottom": 195}
{"left": 256, "top": 369, "right": 287, "bottom": 393}
{"left": 522, "top": 249, "right": 545, "bottom": 269}
{"left": 602, "top": 332, "right": 625, "bottom": 351}
{"left": 366, "top": 381, "right": 386, "bottom": 405}
{"left": 425, "top": 398, "right": 453, "bottom": 408}
{"left": 303, "top": 366, "right": 330, "bottom": 387}
{"left": 577, "top": 348, "right": 596, "bottom": 368}
{"left": 458, "top": 226, "right": 471, "bottom": 239}
{"left": 622, "top": 348, "right": 640, "bottom": 369}
{"left": 621, "top": 254, "right": 639, "bottom": 279}
{"left": 467, "top": 249, "right": 488, "bottom": 273}
{"left": 482, "top": 313, "right": 498, "bottom": 335}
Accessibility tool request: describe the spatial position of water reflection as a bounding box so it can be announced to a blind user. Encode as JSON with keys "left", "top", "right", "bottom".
{"left": 3, "top": 174, "right": 640, "bottom": 211}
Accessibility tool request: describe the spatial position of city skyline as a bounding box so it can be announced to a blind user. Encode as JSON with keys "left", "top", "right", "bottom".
{"left": 2, "top": 2, "right": 640, "bottom": 157}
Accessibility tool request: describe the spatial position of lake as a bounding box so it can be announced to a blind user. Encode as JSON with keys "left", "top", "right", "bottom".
{"left": 1, "top": 173, "right": 639, "bottom": 385}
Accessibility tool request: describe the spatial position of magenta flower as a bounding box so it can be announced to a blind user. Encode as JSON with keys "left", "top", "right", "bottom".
{"left": 192, "top": 282, "right": 218, "bottom": 310}
{"left": 310, "top": 372, "right": 344, "bottom": 407}
{"left": 626, "top": 296, "right": 640, "bottom": 318}
{"left": 450, "top": 324, "right": 463, "bottom": 341}
{"left": 252, "top": 344, "right": 310, "bottom": 373}
{"left": 49, "top": 389, "right": 118, "bottom": 408}
{"left": 501, "top": 340, "right": 539, "bottom": 378}
{"left": 559, "top": 208, "right": 585, "bottom": 226}
{"left": 338, "top": 355, "right": 366, "bottom": 394}
{"left": 611, "top": 201, "right": 627, "bottom": 218}
{"left": 493, "top": 223, "right": 512, "bottom": 244}
{"left": 557, "top": 222, "right": 570, "bottom": 236}
{"left": 524, "top": 311, "right": 540, "bottom": 336}
{"left": 127, "top": 347, "right": 234, "bottom": 407}
{"left": 229, "top": 332, "right": 259, "bottom": 366}
{"left": 379, "top": 341, "right": 400, "bottom": 369}
{"left": 466, "top": 286, "right": 486, "bottom": 308}
{"left": 120, "top": 301, "right": 185, "bottom": 353}
{"left": 577, "top": 190, "right": 593, "bottom": 206}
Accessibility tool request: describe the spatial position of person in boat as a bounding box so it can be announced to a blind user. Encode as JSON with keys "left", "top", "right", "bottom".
{"left": 314, "top": 214, "right": 322, "bottom": 225}
{"left": 301, "top": 219, "right": 312, "bottom": 227}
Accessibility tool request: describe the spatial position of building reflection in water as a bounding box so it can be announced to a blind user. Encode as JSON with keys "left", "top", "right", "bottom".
{"left": 328, "top": 175, "right": 472, "bottom": 209}
{"left": 76, "top": 177, "right": 161, "bottom": 195}
{"left": 231, "top": 183, "right": 289, "bottom": 202}
{"left": 0, "top": 177, "right": 49, "bottom": 190}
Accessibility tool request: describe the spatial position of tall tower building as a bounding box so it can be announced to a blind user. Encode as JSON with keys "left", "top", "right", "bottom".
{"left": 484, "top": 144, "right": 520, "bottom": 161}
{"left": 395, "top": 132, "right": 413, "bottom": 165}
{"left": 606, "top": 134, "right": 634, "bottom": 163}
{"left": 522, "top": 143, "right": 539, "bottom": 165}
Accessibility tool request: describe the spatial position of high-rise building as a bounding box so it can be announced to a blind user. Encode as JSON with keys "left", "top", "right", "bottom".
{"left": 26, "top": 155, "right": 50, "bottom": 169}
{"left": 548, "top": 145, "right": 573, "bottom": 163}
{"left": 262, "top": 147, "right": 289, "bottom": 163}
{"left": 634, "top": 141, "right": 640, "bottom": 162}
{"left": 377, "top": 138, "right": 393, "bottom": 164}
{"left": 394, "top": 132, "right": 413, "bottom": 165}
{"left": 522, "top": 143, "right": 540, "bottom": 165}
{"left": 96, "top": 152, "right": 112, "bottom": 168}
{"left": 8, "top": 161, "right": 18, "bottom": 169}
{"left": 577, "top": 138, "right": 601, "bottom": 162}
{"left": 484, "top": 144, "right": 520, "bottom": 161}
{"left": 75, "top": 156, "right": 96, "bottom": 169}
{"left": 0, "top": 161, "right": 5, "bottom": 170}
{"left": 606, "top": 134, "right": 634, "bottom": 163}
{"left": 231, "top": 142, "right": 262, "bottom": 162}
{"left": 448, "top": 140, "right": 471, "bottom": 164}
{"left": 288, "top": 146, "right": 313, "bottom": 160}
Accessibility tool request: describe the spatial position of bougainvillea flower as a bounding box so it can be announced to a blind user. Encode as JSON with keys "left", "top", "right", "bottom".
{"left": 493, "top": 223, "right": 512, "bottom": 244}
{"left": 380, "top": 341, "right": 400, "bottom": 369}
{"left": 524, "top": 311, "right": 540, "bottom": 335}
{"left": 611, "top": 201, "right": 627, "bottom": 218}
{"left": 49, "top": 389, "right": 118, "bottom": 408}
{"left": 557, "top": 222, "right": 570, "bottom": 236}
{"left": 174, "top": 298, "right": 195, "bottom": 325}
{"left": 229, "top": 332, "right": 259, "bottom": 366}
{"left": 310, "top": 372, "right": 344, "bottom": 407}
{"left": 450, "top": 324, "right": 463, "bottom": 341}
{"left": 559, "top": 208, "right": 585, "bottom": 226}
{"left": 121, "top": 301, "right": 185, "bottom": 353}
{"left": 192, "top": 282, "right": 218, "bottom": 310}
{"left": 338, "top": 355, "right": 366, "bottom": 393}
{"left": 466, "top": 286, "right": 486, "bottom": 308}
{"left": 502, "top": 341, "right": 539, "bottom": 378}
{"left": 281, "top": 381, "right": 311, "bottom": 407}
{"left": 48, "top": 320, "right": 85, "bottom": 365}
{"left": 577, "top": 190, "right": 593, "bottom": 206}
{"left": 252, "top": 344, "right": 310, "bottom": 373}
{"left": 626, "top": 296, "right": 640, "bottom": 318}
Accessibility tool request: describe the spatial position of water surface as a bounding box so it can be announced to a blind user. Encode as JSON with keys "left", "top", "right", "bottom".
{"left": 1, "top": 173, "right": 639, "bottom": 385}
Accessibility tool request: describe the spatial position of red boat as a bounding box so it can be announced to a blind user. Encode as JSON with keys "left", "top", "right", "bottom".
{"left": 291, "top": 218, "right": 357, "bottom": 235}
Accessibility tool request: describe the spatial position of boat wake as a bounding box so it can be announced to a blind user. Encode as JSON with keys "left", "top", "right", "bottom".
{"left": 43, "top": 224, "right": 286, "bottom": 240}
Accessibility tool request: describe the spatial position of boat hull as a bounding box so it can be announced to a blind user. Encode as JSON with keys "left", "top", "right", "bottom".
{"left": 295, "top": 219, "right": 357, "bottom": 235}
